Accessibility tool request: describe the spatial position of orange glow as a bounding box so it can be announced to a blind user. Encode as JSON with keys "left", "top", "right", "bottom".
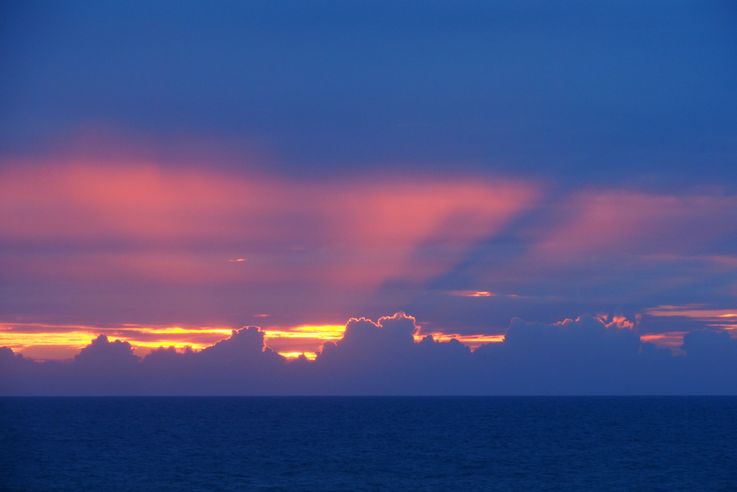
{"left": 418, "top": 332, "right": 505, "bottom": 349}
{"left": 0, "top": 322, "right": 236, "bottom": 358}
{"left": 644, "top": 306, "right": 737, "bottom": 335}
{"left": 278, "top": 351, "right": 318, "bottom": 361}
{"left": 261, "top": 324, "right": 347, "bottom": 356}
{"left": 261, "top": 324, "right": 346, "bottom": 340}
{"left": 595, "top": 314, "right": 636, "bottom": 330}
{"left": 0, "top": 322, "right": 350, "bottom": 360}
{"left": 0, "top": 321, "right": 509, "bottom": 360}
{"left": 645, "top": 305, "right": 737, "bottom": 319}
{"left": 450, "top": 290, "right": 495, "bottom": 298}
{"left": 640, "top": 331, "right": 688, "bottom": 349}
{"left": 0, "top": 329, "right": 97, "bottom": 354}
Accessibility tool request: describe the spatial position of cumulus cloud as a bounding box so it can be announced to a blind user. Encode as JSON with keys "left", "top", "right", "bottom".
{"left": 75, "top": 335, "right": 139, "bottom": 367}
{"left": 314, "top": 314, "right": 474, "bottom": 394}
{"left": 2, "top": 313, "right": 737, "bottom": 395}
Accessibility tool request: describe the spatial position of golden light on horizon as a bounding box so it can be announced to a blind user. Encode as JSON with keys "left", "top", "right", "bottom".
{"left": 0, "top": 322, "right": 349, "bottom": 360}
{"left": 419, "top": 332, "right": 505, "bottom": 349}
{"left": 261, "top": 324, "right": 346, "bottom": 358}
{"left": 261, "top": 324, "right": 346, "bottom": 340}
{"left": 0, "top": 323, "right": 237, "bottom": 358}
{"left": 0, "top": 329, "right": 97, "bottom": 351}
{"left": 278, "top": 351, "right": 318, "bottom": 360}
{"left": 0, "top": 321, "right": 510, "bottom": 361}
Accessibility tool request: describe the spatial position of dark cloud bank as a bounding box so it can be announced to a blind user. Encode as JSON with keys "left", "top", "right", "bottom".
{"left": 2, "top": 314, "right": 737, "bottom": 395}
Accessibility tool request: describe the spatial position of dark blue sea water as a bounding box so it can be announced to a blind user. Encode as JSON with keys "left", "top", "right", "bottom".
{"left": 2, "top": 397, "right": 737, "bottom": 491}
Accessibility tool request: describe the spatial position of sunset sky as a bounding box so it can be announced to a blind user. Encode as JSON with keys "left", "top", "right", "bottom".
{"left": 2, "top": 1, "right": 737, "bottom": 375}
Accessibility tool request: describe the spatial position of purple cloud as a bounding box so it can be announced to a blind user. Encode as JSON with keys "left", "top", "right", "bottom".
{"left": 2, "top": 313, "right": 737, "bottom": 395}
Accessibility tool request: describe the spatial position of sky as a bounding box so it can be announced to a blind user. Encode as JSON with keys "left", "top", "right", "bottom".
{"left": 1, "top": 1, "right": 737, "bottom": 393}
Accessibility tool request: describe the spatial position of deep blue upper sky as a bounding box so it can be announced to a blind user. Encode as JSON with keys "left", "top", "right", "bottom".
{"left": 3, "top": 0, "right": 737, "bottom": 187}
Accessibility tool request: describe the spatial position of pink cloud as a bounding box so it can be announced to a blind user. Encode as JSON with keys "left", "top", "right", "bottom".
{"left": 0, "top": 160, "right": 538, "bottom": 290}
{"left": 527, "top": 190, "right": 737, "bottom": 267}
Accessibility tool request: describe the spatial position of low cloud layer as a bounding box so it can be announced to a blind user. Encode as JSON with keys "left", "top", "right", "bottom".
{"left": 2, "top": 313, "right": 736, "bottom": 395}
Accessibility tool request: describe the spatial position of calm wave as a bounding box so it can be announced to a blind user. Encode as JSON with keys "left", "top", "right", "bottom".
{"left": 2, "top": 397, "right": 737, "bottom": 491}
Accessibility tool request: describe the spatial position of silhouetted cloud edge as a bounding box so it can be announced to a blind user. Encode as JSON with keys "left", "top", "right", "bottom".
{"left": 2, "top": 313, "right": 736, "bottom": 395}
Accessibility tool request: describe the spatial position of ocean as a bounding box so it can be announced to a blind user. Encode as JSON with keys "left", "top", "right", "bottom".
{"left": 2, "top": 397, "right": 737, "bottom": 491}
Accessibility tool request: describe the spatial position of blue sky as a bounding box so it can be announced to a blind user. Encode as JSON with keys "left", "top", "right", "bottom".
{"left": 3, "top": 1, "right": 737, "bottom": 185}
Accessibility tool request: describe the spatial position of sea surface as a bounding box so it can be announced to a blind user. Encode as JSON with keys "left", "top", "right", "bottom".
{"left": 2, "top": 397, "right": 737, "bottom": 491}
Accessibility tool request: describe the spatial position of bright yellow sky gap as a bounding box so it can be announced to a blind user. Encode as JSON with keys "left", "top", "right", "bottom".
{"left": 0, "top": 321, "right": 513, "bottom": 360}
{"left": 0, "top": 322, "right": 349, "bottom": 359}
{"left": 419, "top": 332, "right": 505, "bottom": 349}
{"left": 278, "top": 351, "right": 318, "bottom": 360}
{"left": 3, "top": 318, "right": 695, "bottom": 360}
{"left": 261, "top": 325, "right": 346, "bottom": 340}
